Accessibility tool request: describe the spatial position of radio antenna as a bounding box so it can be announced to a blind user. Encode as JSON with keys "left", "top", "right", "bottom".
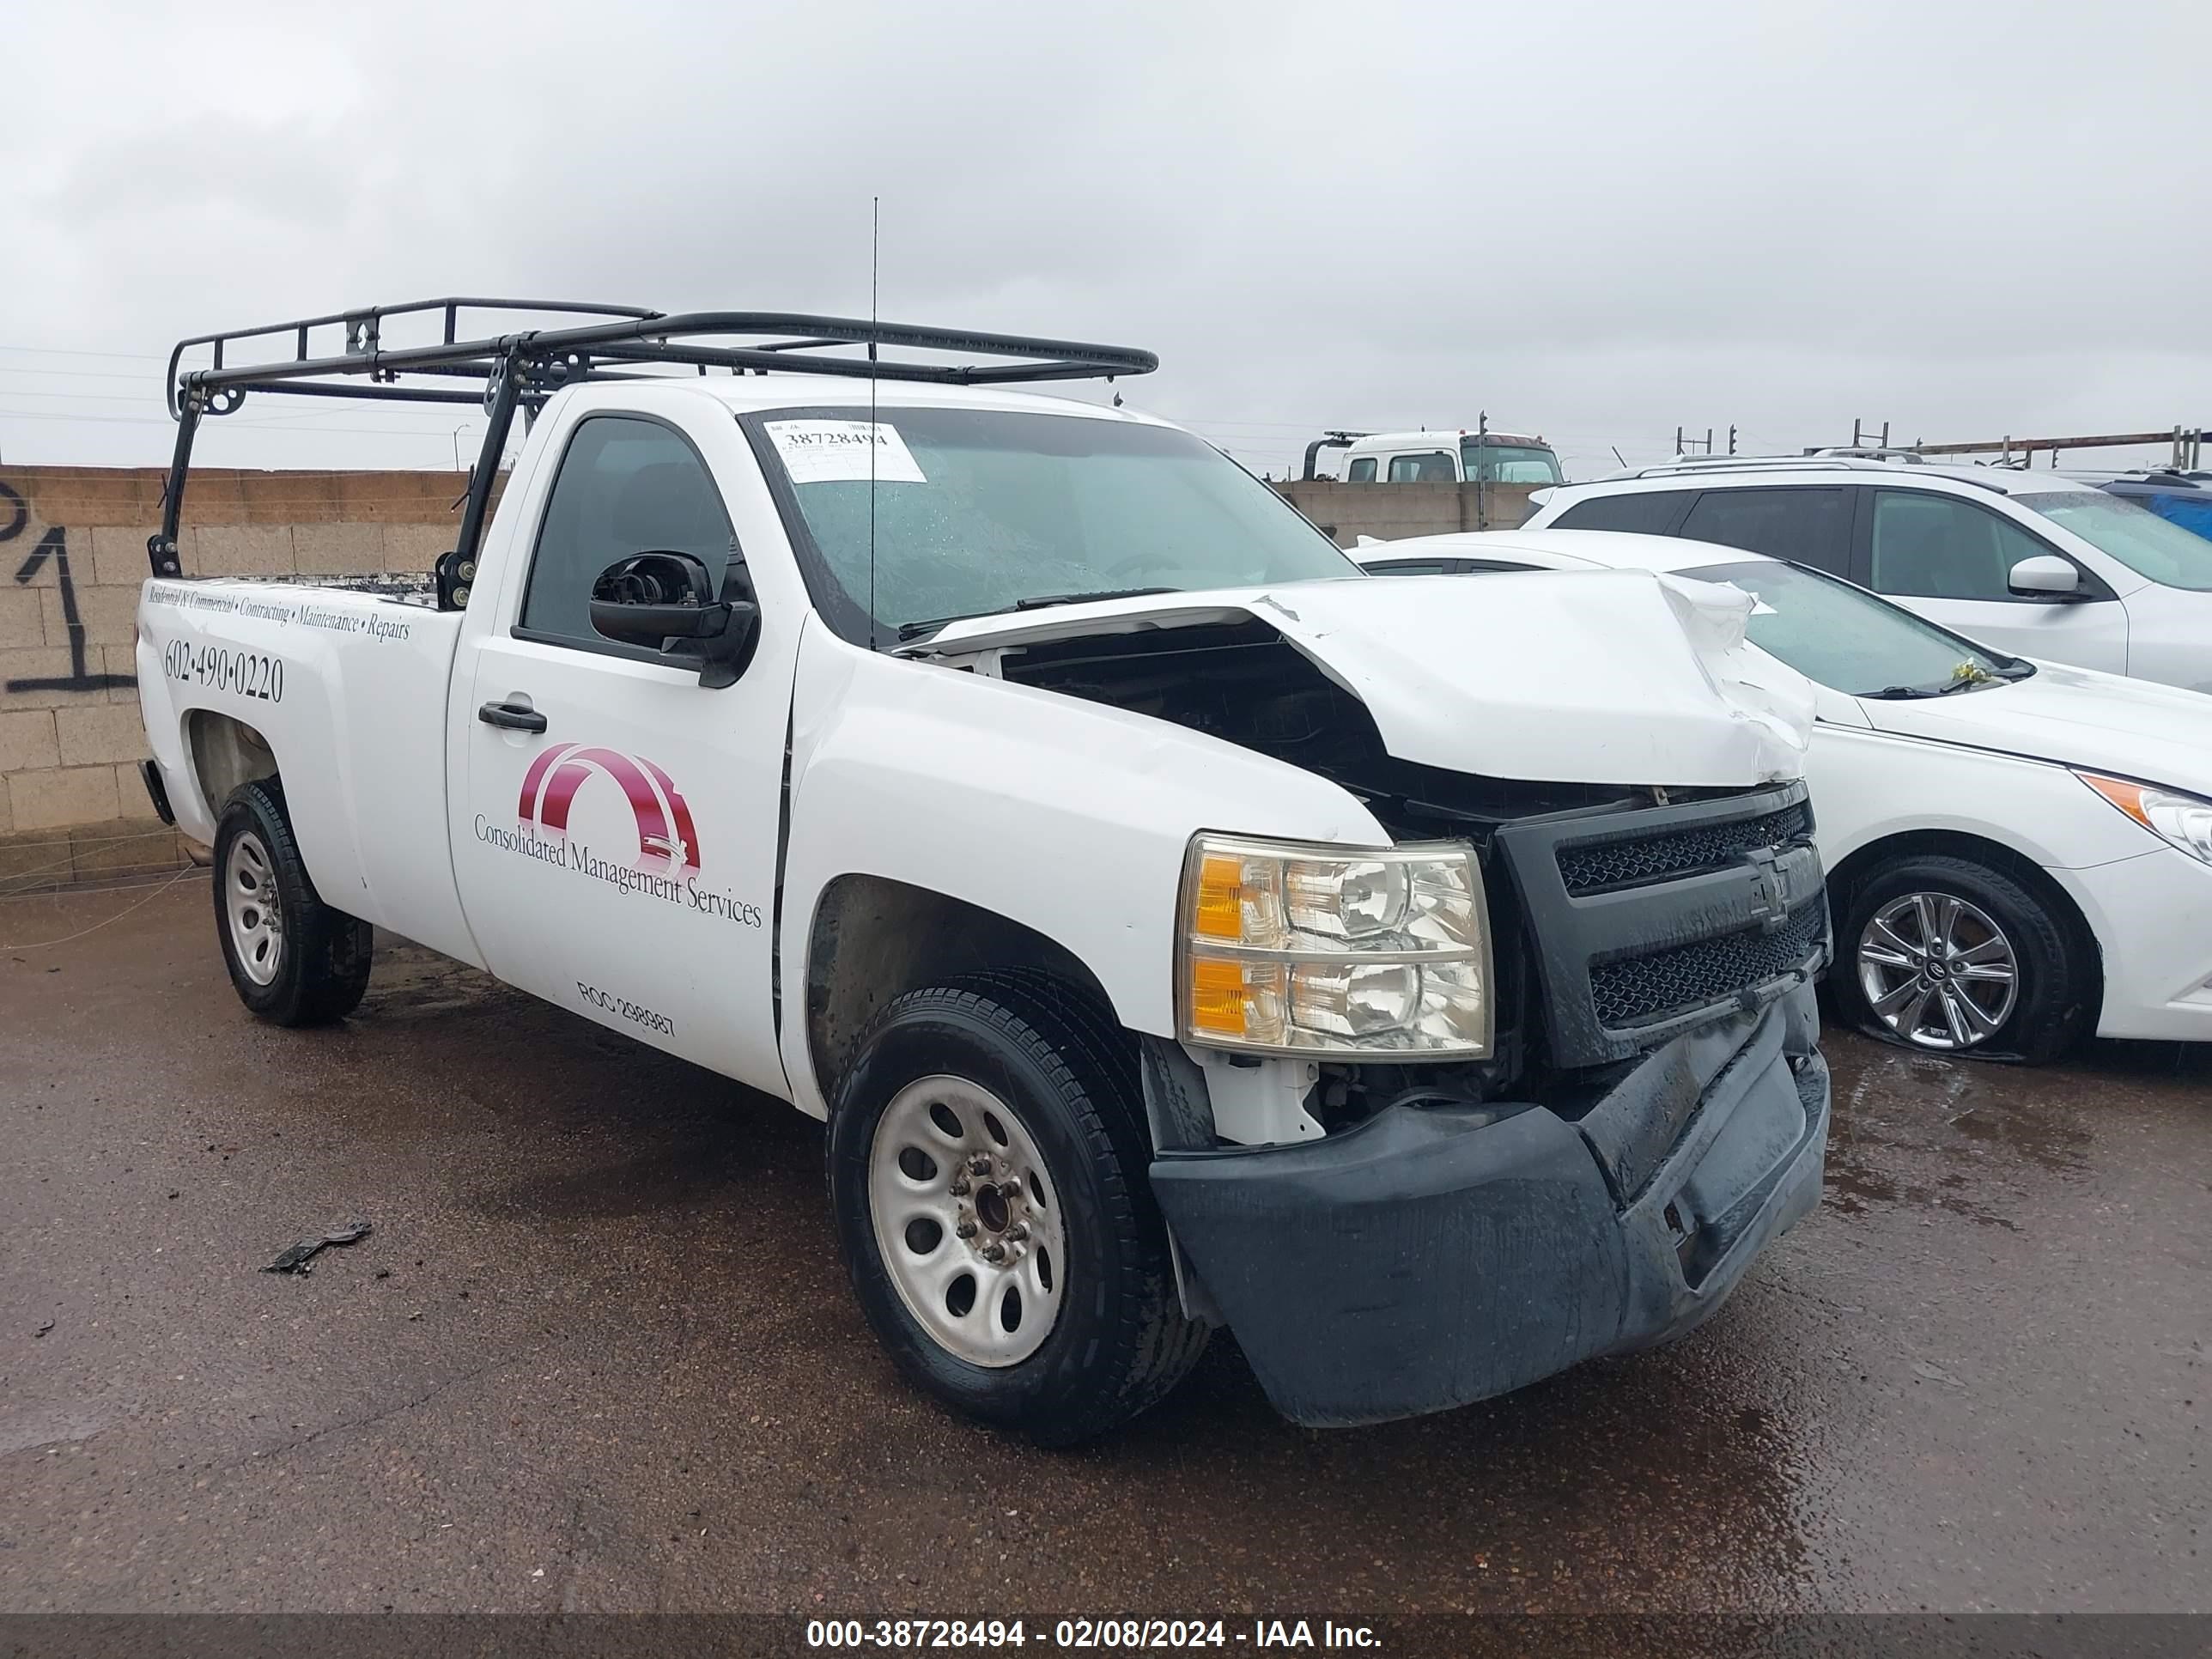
{"left": 867, "top": 195, "right": 880, "bottom": 650}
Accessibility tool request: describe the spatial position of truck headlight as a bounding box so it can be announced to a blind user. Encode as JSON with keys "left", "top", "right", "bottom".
{"left": 1177, "top": 834, "right": 1492, "bottom": 1057}
{"left": 2079, "top": 773, "right": 2212, "bottom": 866}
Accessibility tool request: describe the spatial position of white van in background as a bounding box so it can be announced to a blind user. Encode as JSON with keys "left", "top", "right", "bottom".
{"left": 1307, "top": 428, "right": 1565, "bottom": 486}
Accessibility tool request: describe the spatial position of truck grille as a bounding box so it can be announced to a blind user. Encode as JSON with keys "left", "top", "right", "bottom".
{"left": 1589, "top": 900, "right": 1826, "bottom": 1029}
{"left": 1558, "top": 800, "right": 1811, "bottom": 896}
{"left": 1493, "top": 781, "right": 1829, "bottom": 1069}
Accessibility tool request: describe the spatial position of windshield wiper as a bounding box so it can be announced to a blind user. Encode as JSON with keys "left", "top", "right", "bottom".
{"left": 1013, "top": 586, "right": 1177, "bottom": 611}
{"left": 1864, "top": 665, "right": 2014, "bottom": 699}
{"left": 896, "top": 587, "right": 1177, "bottom": 643}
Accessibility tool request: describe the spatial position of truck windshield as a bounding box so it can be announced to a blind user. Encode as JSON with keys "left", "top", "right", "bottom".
{"left": 1679, "top": 558, "right": 2022, "bottom": 698}
{"left": 2013, "top": 489, "right": 2212, "bottom": 591}
{"left": 1461, "top": 442, "right": 1563, "bottom": 485}
{"left": 749, "top": 406, "right": 1361, "bottom": 644}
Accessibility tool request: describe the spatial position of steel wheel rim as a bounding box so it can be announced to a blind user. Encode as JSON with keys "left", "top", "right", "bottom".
{"left": 1856, "top": 890, "right": 2018, "bottom": 1051}
{"left": 224, "top": 831, "right": 283, "bottom": 987}
{"left": 868, "top": 1074, "right": 1067, "bottom": 1368}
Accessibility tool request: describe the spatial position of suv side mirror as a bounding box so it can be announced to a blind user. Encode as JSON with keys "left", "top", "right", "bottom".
{"left": 589, "top": 551, "right": 760, "bottom": 688}
{"left": 2008, "top": 555, "right": 2085, "bottom": 600}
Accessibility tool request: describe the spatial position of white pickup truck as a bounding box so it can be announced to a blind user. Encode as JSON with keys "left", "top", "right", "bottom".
{"left": 136, "top": 301, "right": 1833, "bottom": 1442}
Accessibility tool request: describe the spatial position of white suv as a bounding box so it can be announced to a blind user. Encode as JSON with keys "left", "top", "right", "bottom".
{"left": 1523, "top": 454, "right": 2212, "bottom": 691}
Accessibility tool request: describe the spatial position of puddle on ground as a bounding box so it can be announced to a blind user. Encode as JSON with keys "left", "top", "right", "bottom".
{"left": 353, "top": 938, "right": 517, "bottom": 1024}
{"left": 1820, "top": 1041, "right": 2097, "bottom": 1231}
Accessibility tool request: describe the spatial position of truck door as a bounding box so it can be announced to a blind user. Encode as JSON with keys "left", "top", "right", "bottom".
{"left": 451, "top": 406, "right": 792, "bottom": 1097}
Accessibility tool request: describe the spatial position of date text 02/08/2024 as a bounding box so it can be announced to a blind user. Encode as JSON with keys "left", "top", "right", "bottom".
{"left": 805, "top": 1620, "right": 1381, "bottom": 1650}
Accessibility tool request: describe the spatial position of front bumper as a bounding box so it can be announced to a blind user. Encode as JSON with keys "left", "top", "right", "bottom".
{"left": 2061, "top": 847, "right": 2212, "bottom": 1042}
{"left": 1150, "top": 982, "right": 1828, "bottom": 1427}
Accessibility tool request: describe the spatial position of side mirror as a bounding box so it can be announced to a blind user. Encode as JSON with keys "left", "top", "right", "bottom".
{"left": 589, "top": 551, "right": 760, "bottom": 688}
{"left": 2008, "top": 555, "right": 2084, "bottom": 600}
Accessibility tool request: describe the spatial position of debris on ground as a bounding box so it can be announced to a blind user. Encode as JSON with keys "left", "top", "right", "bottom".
{"left": 262, "top": 1220, "right": 373, "bottom": 1275}
{"left": 33, "top": 1319, "right": 54, "bottom": 1338}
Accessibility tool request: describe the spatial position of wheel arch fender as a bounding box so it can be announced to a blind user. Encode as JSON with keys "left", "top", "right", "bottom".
{"left": 796, "top": 873, "right": 1122, "bottom": 1122}
{"left": 776, "top": 632, "right": 1390, "bottom": 1115}
{"left": 1825, "top": 827, "right": 2105, "bottom": 1022}
{"left": 174, "top": 705, "right": 366, "bottom": 902}
{"left": 185, "top": 708, "right": 282, "bottom": 827}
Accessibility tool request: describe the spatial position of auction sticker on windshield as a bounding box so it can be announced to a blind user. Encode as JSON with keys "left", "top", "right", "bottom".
{"left": 766, "top": 420, "right": 927, "bottom": 484}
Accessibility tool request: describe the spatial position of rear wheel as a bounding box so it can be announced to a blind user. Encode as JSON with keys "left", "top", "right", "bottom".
{"left": 827, "top": 974, "right": 1207, "bottom": 1443}
{"left": 1830, "top": 854, "right": 2087, "bottom": 1064}
{"left": 211, "top": 781, "right": 374, "bottom": 1026}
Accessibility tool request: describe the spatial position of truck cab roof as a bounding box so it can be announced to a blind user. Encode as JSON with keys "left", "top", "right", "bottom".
{"left": 1343, "top": 428, "right": 1550, "bottom": 454}
{"left": 649, "top": 372, "right": 1165, "bottom": 425}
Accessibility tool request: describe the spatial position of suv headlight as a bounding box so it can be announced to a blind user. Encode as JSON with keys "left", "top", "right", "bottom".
{"left": 2079, "top": 772, "right": 2212, "bottom": 866}
{"left": 1176, "top": 834, "right": 1492, "bottom": 1057}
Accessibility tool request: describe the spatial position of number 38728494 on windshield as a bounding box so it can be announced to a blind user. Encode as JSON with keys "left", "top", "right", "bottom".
{"left": 163, "top": 641, "right": 284, "bottom": 702}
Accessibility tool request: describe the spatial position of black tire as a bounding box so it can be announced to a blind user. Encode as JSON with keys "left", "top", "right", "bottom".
{"left": 1829, "top": 854, "right": 2088, "bottom": 1065}
{"left": 210, "top": 780, "right": 374, "bottom": 1027}
{"left": 827, "top": 971, "right": 1208, "bottom": 1444}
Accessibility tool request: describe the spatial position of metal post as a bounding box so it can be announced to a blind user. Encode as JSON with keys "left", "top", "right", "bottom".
{"left": 151, "top": 392, "right": 203, "bottom": 576}
{"left": 1474, "top": 410, "right": 1488, "bottom": 532}
{"left": 443, "top": 352, "right": 526, "bottom": 608}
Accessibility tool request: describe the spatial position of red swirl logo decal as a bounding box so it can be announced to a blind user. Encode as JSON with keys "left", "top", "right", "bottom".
{"left": 516, "top": 744, "right": 701, "bottom": 872}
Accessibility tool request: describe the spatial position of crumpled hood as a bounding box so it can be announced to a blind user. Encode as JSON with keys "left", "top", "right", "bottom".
{"left": 1861, "top": 657, "right": 2212, "bottom": 794}
{"left": 911, "top": 570, "right": 1814, "bottom": 787}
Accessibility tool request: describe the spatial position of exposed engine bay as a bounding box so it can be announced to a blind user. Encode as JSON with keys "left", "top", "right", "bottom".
{"left": 993, "top": 617, "right": 1820, "bottom": 1130}
{"left": 994, "top": 618, "right": 1685, "bottom": 840}
{"left": 997, "top": 620, "right": 1655, "bottom": 1117}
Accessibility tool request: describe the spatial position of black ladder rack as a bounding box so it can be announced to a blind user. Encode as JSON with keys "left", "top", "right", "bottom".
{"left": 153, "top": 297, "right": 1159, "bottom": 599}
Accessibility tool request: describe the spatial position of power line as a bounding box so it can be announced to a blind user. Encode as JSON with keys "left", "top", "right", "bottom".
{"left": 0, "top": 343, "right": 170, "bottom": 362}
{"left": 0, "top": 364, "right": 161, "bottom": 384}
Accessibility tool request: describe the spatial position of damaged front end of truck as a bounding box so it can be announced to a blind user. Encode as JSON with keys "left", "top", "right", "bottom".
{"left": 909, "top": 569, "right": 1832, "bottom": 1426}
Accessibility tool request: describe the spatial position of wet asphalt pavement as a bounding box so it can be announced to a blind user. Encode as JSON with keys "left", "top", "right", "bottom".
{"left": 1, "top": 875, "right": 2205, "bottom": 1617}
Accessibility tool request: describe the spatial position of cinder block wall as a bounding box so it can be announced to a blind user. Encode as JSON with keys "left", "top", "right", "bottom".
{"left": 1274, "top": 480, "right": 1538, "bottom": 545}
{"left": 0, "top": 466, "right": 466, "bottom": 891}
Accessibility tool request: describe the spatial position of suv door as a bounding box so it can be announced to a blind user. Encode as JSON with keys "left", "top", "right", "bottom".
{"left": 1547, "top": 489, "right": 1694, "bottom": 535}
{"left": 452, "top": 407, "right": 793, "bottom": 1096}
{"left": 1857, "top": 487, "right": 2128, "bottom": 671}
{"left": 1674, "top": 486, "right": 1852, "bottom": 574}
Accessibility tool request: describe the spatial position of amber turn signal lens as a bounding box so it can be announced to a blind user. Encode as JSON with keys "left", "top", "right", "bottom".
{"left": 1192, "top": 853, "right": 1247, "bottom": 940}
{"left": 2079, "top": 773, "right": 2151, "bottom": 828}
{"left": 1188, "top": 955, "right": 1249, "bottom": 1034}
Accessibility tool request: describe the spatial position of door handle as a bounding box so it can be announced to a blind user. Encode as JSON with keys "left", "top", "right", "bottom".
{"left": 477, "top": 699, "right": 548, "bottom": 733}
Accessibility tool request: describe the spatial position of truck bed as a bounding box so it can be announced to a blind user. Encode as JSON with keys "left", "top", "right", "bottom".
{"left": 135, "top": 574, "right": 479, "bottom": 966}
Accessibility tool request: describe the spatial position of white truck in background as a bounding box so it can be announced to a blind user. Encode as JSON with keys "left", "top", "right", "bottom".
{"left": 135, "top": 300, "right": 1832, "bottom": 1442}
{"left": 1303, "top": 427, "right": 1565, "bottom": 486}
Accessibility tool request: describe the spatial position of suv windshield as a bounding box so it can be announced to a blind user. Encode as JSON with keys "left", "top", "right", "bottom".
{"left": 1461, "top": 441, "right": 1563, "bottom": 485}
{"left": 2013, "top": 489, "right": 2212, "bottom": 591}
{"left": 750, "top": 406, "right": 1360, "bottom": 643}
{"left": 1680, "top": 558, "right": 2019, "bottom": 697}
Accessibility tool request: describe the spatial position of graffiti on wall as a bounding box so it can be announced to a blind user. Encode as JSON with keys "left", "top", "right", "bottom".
{"left": 2, "top": 479, "right": 139, "bottom": 696}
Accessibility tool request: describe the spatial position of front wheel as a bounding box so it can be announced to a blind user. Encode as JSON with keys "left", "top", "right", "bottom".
{"left": 211, "top": 780, "right": 374, "bottom": 1026}
{"left": 827, "top": 975, "right": 1207, "bottom": 1444}
{"left": 1830, "top": 854, "right": 2087, "bottom": 1064}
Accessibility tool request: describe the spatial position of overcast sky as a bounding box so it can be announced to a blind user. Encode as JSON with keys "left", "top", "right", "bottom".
{"left": 4, "top": 0, "right": 2207, "bottom": 480}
